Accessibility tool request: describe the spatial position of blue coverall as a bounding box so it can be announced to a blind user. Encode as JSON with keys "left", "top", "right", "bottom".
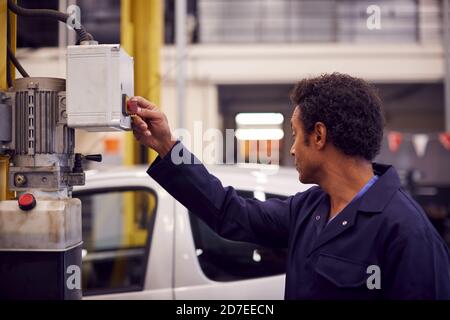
{"left": 147, "top": 142, "right": 450, "bottom": 300}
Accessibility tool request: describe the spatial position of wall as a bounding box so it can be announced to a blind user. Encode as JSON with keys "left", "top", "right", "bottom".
{"left": 13, "top": 38, "right": 446, "bottom": 164}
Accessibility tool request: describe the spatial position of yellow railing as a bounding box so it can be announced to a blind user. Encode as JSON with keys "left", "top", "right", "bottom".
{"left": 120, "top": 0, "right": 163, "bottom": 246}
{"left": 0, "top": 0, "right": 15, "bottom": 201}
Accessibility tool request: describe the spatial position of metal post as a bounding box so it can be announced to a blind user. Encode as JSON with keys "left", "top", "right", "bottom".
{"left": 176, "top": 0, "right": 187, "bottom": 131}
{"left": 120, "top": 0, "right": 162, "bottom": 246}
{"left": 121, "top": 0, "right": 163, "bottom": 165}
{"left": 58, "top": 0, "right": 68, "bottom": 48}
{"left": 58, "top": 0, "right": 77, "bottom": 48}
{"left": 444, "top": 0, "right": 450, "bottom": 131}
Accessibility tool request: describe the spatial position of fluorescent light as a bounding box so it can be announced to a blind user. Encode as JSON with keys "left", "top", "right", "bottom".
{"left": 235, "top": 113, "right": 284, "bottom": 126}
{"left": 235, "top": 128, "right": 284, "bottom": 140}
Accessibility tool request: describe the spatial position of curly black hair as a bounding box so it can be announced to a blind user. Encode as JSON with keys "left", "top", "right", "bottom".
{"left": 290, "top": 73, "right": 385, "bottom": 161}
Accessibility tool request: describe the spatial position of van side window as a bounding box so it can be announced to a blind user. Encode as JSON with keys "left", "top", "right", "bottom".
{"left": 74, "top": 187, "right": 157, "bottom": 296}
{"left": 189, "top": 190, "right": 288, "bottom": 281}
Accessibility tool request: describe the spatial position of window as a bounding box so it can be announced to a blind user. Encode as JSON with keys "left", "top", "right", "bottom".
{"left": 189, "top": 190, "right": 288, "bottom": 282}
{"left": 74, "top": 187, "right": 157, "bottom": 296}
{"left": 198, "top": 0, "right": 418, "bottom": 44}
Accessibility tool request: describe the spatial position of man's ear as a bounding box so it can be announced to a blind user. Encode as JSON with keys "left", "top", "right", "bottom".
{"left": 313, "top": 122, "right": 327, "bottom": 150}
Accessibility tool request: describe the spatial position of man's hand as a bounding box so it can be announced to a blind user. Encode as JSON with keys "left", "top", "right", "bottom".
{"left": 128, "top": 96, "right": 176, "bottom": 157}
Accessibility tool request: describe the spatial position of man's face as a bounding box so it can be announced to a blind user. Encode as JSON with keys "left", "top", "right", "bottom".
{"left": 290, "top": 106, "right": 319, "bottom": 184}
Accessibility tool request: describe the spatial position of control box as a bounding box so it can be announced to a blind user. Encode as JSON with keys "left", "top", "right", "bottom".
{"left": 66, "top": 44, "right": 134, "bottom": 131}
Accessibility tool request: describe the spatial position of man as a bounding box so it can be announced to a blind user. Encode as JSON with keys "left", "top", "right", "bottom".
{"left": 129, "top": 73, "right": 450, "bottom": 299}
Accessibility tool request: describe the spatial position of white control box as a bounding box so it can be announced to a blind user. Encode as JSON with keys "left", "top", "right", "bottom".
{"left": 67, "top": 44, "right": 134, "bottom": 131}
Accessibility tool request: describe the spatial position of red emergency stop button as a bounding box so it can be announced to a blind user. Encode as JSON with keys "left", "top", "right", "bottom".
{"left": 18, "top": 193, "right": 36, "bottom": 211}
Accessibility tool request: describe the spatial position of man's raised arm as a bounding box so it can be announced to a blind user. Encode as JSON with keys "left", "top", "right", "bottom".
{"left": 127, "top": 96, "right": 308, "bottom": 247}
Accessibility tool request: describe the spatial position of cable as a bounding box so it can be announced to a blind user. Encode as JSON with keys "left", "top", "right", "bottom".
{"left": 6, "top": 57, "right": 13, "bottom": 87}
{"left": 7, "top": 45, "right": 29, "bottom": 78}
{"left": 7, "top": 0, "right": 94, "bottom": 43}
{"left": 6, "top": 0, "right": 97, "bottom": 81}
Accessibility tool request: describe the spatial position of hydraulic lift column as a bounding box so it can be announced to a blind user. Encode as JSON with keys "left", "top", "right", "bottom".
{"left": 0, "top": 1, "right": 134, "bottom": 299}
{"left": 0, "top": 78, "right": 98, "bottom": 299}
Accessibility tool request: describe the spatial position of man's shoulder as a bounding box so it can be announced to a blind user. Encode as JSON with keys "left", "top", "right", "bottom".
{"left": 291, "top": 186, "right": 326, "bottom": 211}
{"left": 382, "top": 188, "right": 442, "bottom": 241}
{"left": 385, "top": 188, "right": 426, "bottom": 220}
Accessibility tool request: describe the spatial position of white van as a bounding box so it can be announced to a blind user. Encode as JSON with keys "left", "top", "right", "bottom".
{"left": 74, "top": 165, "right": 312, "bottom": 300}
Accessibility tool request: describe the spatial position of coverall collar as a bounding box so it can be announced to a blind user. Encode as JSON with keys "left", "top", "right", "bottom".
{"left": 357, "top": 163, "right": 402, "bottom": 214}
{"left": 307, "top": 163, "right": 401, "bottom": 255}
